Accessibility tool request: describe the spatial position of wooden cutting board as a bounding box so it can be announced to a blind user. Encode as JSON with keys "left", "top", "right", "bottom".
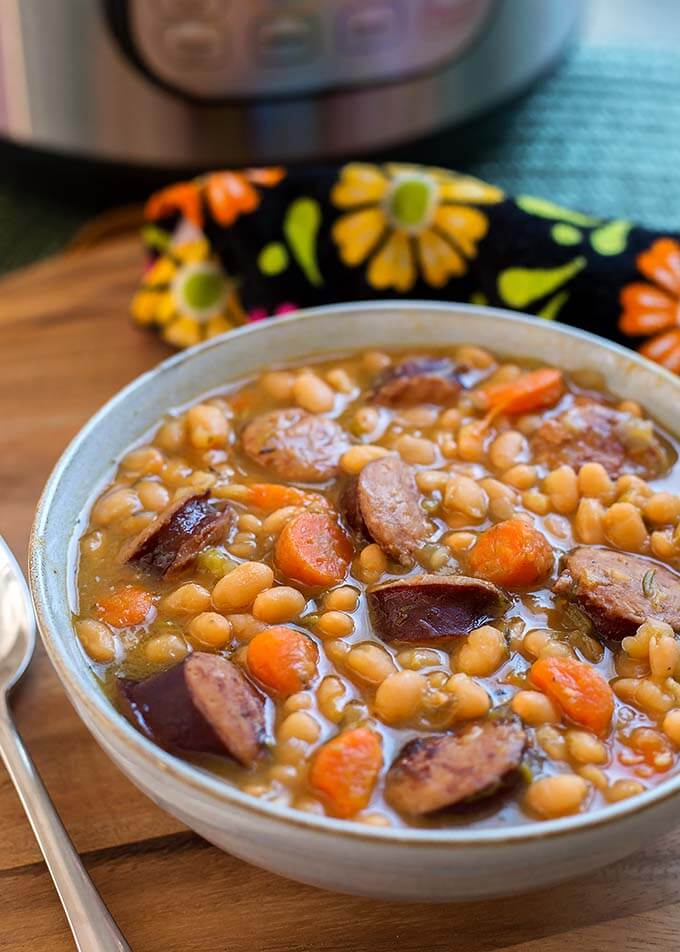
{"left": 1, "top": 236, "right": 679, "bottom": 951}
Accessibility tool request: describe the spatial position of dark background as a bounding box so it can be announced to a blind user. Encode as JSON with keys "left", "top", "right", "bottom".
{"left": 1, "top": 0, "right": 679, "bottom": 274}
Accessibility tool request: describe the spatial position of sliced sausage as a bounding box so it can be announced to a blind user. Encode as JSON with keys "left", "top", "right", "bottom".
{"left": 118, "top": 490, "right": 233, "bottom": 578}
{"left": 120, "top": 653, "right": 266, "bottom": 766}
{"left": 553, "top": 546, "right": 680, "bottom": 641}
{"left": 530, "top": 399, "right": 670, "bottom": 479}
{"left": 241, "top": 408, "right": 349, "bottom": 483}
{"left": 368, "top": 573, "right": 507, "bottom": 643}
{"left": 372, "top": 357, "right": 462, "bottom": 406}
{"left": 385, "top": 720, "right": 527, "bottom": 815}
{"left": 342, "top": 456, "right": 429, "bottom": 564}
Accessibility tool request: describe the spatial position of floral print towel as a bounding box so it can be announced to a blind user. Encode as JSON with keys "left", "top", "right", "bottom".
{"left": 133, "top": 163, "right": 680, "bottom": 373}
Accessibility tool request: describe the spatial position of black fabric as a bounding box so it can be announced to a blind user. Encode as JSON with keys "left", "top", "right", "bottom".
{"left": 134, "top": 162, "right": 680, "bottom": 371}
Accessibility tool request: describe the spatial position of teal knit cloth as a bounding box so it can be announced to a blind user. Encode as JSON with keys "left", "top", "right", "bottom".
{"left": 444, "top": 46, "right": 680, "bottom": 230}
{"left": 0, "top": 46, "right": 678, "bottom": 274}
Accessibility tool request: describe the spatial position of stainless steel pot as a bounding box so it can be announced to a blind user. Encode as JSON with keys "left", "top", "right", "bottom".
{"left": 0, "top": 0, "right": 581, "bottom": 166}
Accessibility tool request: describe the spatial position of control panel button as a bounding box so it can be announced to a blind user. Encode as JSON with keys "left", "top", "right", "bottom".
{"left": 128, "top": 0, "right": 492, "bottom": 100}
{"left": 157, "top": 0, "right": 222, "bottom": 18}
{"left": 254, "top": 14, "right": 319, "bottom": 67}
{"left": 338, "top": 2, "right": 404, "bottom": 54}
{"left": 163, "top": 21, "right": 223, "bottom": 59}
{"left": 423, "top": 0, "right": 481, "bottom": 31}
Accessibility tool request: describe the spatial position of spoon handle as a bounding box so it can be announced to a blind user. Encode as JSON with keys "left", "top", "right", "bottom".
{"left": 0, "top": 706, "right": 132, "bottom": 951}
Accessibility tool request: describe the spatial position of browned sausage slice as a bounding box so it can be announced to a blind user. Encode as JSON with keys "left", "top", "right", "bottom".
{"left": 530, "top": 399, "right": 670, "bottom": 479}
{"left": 372, "top": 357, "right": 462, "bottom": 406}
{"left": 120, "top": 653, "right": 266, "bottom": 766}
{"left": 385, "top": 720, "right": 527, "bottom": 815}
{"left": 118, "top": 490, "right": 233, "bottom": 578}
{"left": 368, "top": 573, "right": 507, "bottom": 643}
{"left": 343, "top": 456, "right": 429, "bottom": 564}
{"left": 241, "top": 408, "right": 349, "bottom": 483}
{"left": 553, "top": 547, "right": 680, "bottom": 640}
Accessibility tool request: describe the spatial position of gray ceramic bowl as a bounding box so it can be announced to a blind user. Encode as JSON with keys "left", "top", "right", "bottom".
{"left": 29, "top": 302, "right": 680, "bottom": 901}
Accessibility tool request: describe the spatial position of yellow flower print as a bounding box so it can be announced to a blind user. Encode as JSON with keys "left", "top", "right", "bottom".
{"left": 331, "top": 163, "right": 503, "bottom": 292}
{"left": 131, "top": 238, "right": 246, "bottom": 349}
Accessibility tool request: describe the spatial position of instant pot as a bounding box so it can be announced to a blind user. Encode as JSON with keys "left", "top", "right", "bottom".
{"left": 0, "top": 0, "right": 581, "bottom": 167}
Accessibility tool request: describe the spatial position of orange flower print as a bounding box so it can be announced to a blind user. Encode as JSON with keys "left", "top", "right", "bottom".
{"left": 145, "top": 182, "right": 204, "bottom": 229}
{"left": 205, "top": 168, "right": 285, "bottom": 226}
{"left": 145, "top": 167, "right": 285, "bottom": 230}
{"left": 619, "top": 238, "right": 680, "bottom": 372}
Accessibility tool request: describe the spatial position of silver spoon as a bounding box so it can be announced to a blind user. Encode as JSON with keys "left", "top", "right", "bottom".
{"left": 0, "top": 536, "right": 132, "bottom": 951}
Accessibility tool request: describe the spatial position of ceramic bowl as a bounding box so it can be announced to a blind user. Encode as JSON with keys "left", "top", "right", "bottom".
{"left": 29, "top": 302, "right": 680, "bottom": 901}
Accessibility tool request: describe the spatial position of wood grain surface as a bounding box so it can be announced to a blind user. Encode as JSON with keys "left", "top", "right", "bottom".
{"left": 1, "top": 238, "right": 678, "bottom": 951}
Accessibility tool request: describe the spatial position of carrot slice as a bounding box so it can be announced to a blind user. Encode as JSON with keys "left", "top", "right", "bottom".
{"left": 247, "top": 625, "right": 318, "bottom": 696}
{"left": 310, "top": 728, "right": 382, "bottom": 818}
{"left": 483, "top": 368, "right": 564, "bottom": 415}
{"left": 530, "top": 656, "right": 614, "bottom": 735}
{"left": 275, "top": 511, "right": 352, "bottom": 587}
{"left": 97, "top": 585, "right": 154, "bottom": 628}
{"left": 468, "top": 518, "right": 553, "bottom": 588}
{"left": 245, "top": 483, "right": 327, "bottom": 513}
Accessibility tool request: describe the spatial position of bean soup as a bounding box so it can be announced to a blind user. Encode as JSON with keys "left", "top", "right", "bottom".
{"left": 73, "top": 347, "right": 680, "bottom": 828}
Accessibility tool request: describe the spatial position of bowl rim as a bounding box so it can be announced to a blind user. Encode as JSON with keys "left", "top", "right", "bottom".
{"left": 29, "top": 300, "right": 680, "bottom": 847}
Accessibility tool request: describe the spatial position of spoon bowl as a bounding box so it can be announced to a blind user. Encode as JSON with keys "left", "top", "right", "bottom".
{"left": 0, "top": 537, "right": 35, "bottom": 697}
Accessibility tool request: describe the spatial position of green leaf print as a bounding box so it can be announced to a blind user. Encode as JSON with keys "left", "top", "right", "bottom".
{"left": 142, "top": 224, "right": 172, "bottom": 253}
{"left": 284, "top": 198, "right": 323, "bottom": 286}
{"left": 518, "top": 196, "right": 631, "bottom": 258}
{"left": 589, "top": 220, "right": 632, "bottom": 256}
{"left": 258, "top": 242, "right": 289, "bottom": 275}
{"left": 551, "top": 223, "right": 582, "bottom": 246}
{"left": 498, "top": 256, "right": 586, "bottom": 309}
{"left": 516, "top": 196, "right": 601, "bottom": 227}
{"left": 537, "top": 290, "right": 569, "bottom": 320}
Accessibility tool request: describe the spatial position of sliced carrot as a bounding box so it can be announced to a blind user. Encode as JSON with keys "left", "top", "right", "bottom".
{"left": 309, "top": 728, "right": 382, "bottom": 818}
{"left": 245, "top": 483, "right": 327, "bottom": 513}
{"left": 230, "top": 393, "right": 255, "bottom": 415}
{"left": 275, "top": 511, "right": 352, "bottom": 587}
{"left": 468, "top": 518, "right": 553, "bottom": 588}
{"left": 246, "top": 625, "right": 318, "bottom": 696}
{"left": 483, "top": 368, "right": 564, "bottom": 415}
{"left": 530, "top": 656, "right": 614, "bottom": 735}
{"left": 97, "top": 585, "right": 154, "bottom": 628}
